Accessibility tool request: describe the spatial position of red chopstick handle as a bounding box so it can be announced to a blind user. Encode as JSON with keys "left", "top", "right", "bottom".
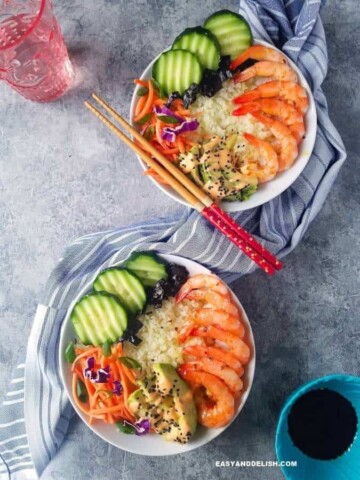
{"left": 202, "top": 206, "right": 275, "bottom": 276}
{"left": 208, "top": 203, "right": 283, "bottom": 271}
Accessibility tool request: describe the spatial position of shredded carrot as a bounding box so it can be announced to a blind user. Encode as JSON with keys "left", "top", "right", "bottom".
{"left": 134, "top": 80, "right": 155, "bottom": 122}
{"left": 71, "top": 344, "right": 137, "bottom": 426}
{"left": 135, "top": 94, "right": 147, "bottom": 117}
{"left": 143, "top": 169, "right": 169, "bottom": 185}
{"left": 134, "top": 79, "right": 148, "bottom": 88}
{"left": 176, "top": 136, "right": 186, "bottom": 154}
{"left": 72, "top": 347, "right": 99, "bottom": 370}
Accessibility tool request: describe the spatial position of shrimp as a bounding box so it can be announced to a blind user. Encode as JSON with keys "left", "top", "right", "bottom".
{"left": 250, "top": 113, "right": 298, "bottom": 171}
{"left": 183, "top": 345, "right": 245, "bottom": 373}
{"left": 240, "top": 133, "right": 279, "bottom": 183}
{"left": 190, "top": 326, "right": 251, "bottom": 363}
{"left": 233, "top": 81, "right": 309, "bottom": 115}
{"left": 230, "top": 45, "right": 286, "bottom": 70}
{"left": 175, "top": 274, "right": 229, "bottom": 303}
{"left": 177, "top": 309, "right": 243, "bottom": 343}
{"left": 195, "top": 309, "right": 243, "bottom": 332}
{"left": 181, "top": 359, "right": 243, "bottom": 394}
{"left": 177, "top": 368, "right": 235, "bottom": 428}
{"left": 234, "top": 61, "right": 298, "bottom": 83}
{"left": 185, "top": 289, "right": 239, "bottom": 317}
{"left": 233, "top": 98, "right": 305, "bottom": 144}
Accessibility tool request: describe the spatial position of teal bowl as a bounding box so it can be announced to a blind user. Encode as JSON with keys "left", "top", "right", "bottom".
{"left": 275, "top": 374, "right": 360, "bottom": 480}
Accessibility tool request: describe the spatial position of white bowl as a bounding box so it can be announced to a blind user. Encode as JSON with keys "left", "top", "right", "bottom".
{"left": 59, "top": 254, "right": 256, "bottom": 456}
{"left": 129, "top": 39, "right": 317, "bottom": 212}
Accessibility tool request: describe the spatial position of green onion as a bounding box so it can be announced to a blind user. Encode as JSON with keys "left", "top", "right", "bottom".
{"left": 116, "top": 421, "right": 135, "bottom": 434}
{"left": 76, "top": 379, "right": 88, "bottom": 403}
{"left": 157, "top": 115, "right": 180, "bottom": 124}
{"left": 64, "top": 341, "right": 76, "bottom": 363}
{"left": 118, "top": 356, "right": 142, "bottom": 370}
{"left": 136, "top": 113, "right": 152, "bottom": 125}
{"left": 102, "top": 340, "right": 112, "bottom": 357}
{"left": 144, "top": 125, "right": 155, "bottom": 141}
{"left": 136, "top": 86, "right": 149, "bottom": 97}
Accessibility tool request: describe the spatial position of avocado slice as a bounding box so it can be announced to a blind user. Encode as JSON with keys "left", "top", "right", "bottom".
{"left": 178, "top": 147, "right": 200, "bottom": 174}
{"left": 127, "top": 364, "right": 197, "bottom": 444}
{"left": 189, "top": 166, "right": 204, "bottom": 187}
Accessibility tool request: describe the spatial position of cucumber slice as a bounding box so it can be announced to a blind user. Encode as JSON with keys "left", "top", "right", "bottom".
{"left": 204, "top": 10, "right": 252, "bottom": 59}
{"left": 71, "top": 292, "right": 128, "bottom": 346}
{"left": 152, "top": 49, "right": 203, "bottom": 96}
{"left": 172, "top": 27, "right": 220, "bottom": 71}
{"left": 125, "top": 252, "right": 168, "bottom": 288}
{"left": 93, "top": 268, "right": 146, "bottom": 315}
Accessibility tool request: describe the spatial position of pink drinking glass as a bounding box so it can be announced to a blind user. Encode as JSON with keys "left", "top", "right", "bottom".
{"left": 0, "top": 0, "right": 73, "bottom": 101}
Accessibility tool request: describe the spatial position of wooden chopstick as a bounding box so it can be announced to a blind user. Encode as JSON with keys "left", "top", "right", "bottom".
{"left": 85, "top": 97, "right": 281, "bottom": 275}
{"left": 91, "top": 93, "right": 282, "bottom": 272}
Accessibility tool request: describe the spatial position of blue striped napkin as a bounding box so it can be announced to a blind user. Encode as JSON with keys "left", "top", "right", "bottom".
{"left": 0, "top": 0, "right": 346, "bottom": 478}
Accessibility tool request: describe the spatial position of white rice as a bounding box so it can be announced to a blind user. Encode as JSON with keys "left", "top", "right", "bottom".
{"left": 123, "top": 298, "right": 202, "bottom": 372}
{"left": 189, "top": 78, "right": 270, "bottom": 143}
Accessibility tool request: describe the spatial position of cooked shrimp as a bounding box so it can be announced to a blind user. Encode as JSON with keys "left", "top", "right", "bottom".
{"left": 178, "top": 309, "right": 243, "bottom": 343}
{"left": 185, "top": 289, "right": 239, "bottom": 317}
{"left": 250, "top": 113, "right": 298, "bottom": 171}
{"left": 181, "top": 359, "right": 243, "bottom": 394}
{"left": 191, "top": 326, "right": 251, "bottom": 363}
{"left": 183, "top": 345, "right": 245, "bottom": 374}
{"left": 195, "top": 309, "right": 243, "bottom": 332}
{"left": 175, "top": 274, "right": 229, "bottom": 303}
{"left": 239, "top": 133, "right": 278, "bottom": 183}
{"left": 177, "top": 368, "right": 235, "bottom": 428}
{"left": 234, "top": 61, "right": 297, "bottom": 83}
{"left": 233, "top": 80, "right": 309, "bottom": 115}
{"left": 233, "top": 99, "right": 305, "bottom": 144}
{"left": 230, "top": 45, "right": 286, "bottom": 70}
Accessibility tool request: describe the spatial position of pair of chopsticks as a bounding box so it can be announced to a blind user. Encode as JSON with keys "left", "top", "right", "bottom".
{"left": 85, "top": 93, "right": 283, "bottom": 275}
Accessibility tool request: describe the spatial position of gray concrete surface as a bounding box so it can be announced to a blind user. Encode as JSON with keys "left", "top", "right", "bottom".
{"left": 0, "top": 1, "right": 359, "bottom": 479}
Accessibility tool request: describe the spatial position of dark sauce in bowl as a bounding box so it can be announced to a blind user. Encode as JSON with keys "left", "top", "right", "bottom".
{"left": 287, "top": 388, "right": 358, "bottom": 460}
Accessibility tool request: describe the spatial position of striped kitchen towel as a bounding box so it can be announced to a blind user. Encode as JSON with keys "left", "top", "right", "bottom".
{"left": 0, "top": 0, "right": 346, "bottom": 478}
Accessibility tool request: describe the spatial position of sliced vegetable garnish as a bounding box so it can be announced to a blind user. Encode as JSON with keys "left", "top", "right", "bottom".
{"left": 151, "top": 78, "right": 167, "bottom": 99}
{"left": 152, "top": 49, "right": 203, "bottom": 96}
{"left": 112, "top": 380, "right": 123, "bottom": 397}
{"left": 102, "top": 340, "right": 112, "bottom": 357}
{"left": 162, "top": 119, "right": 199, "bottom": 142}
{"left": 136, "top": 86, "right": 149, "bottom": 97}
{"left": 134, "top": 418, "right": 151, "bottom": 436}
{"left": 84, "top": 361, "right": 111, "bottom": 384}
{"left": 172, "top": 26, "right": 221, "bottom": 70}
{"left": 157, "top": 115, "right": 181, "bottom": 124}
{"left": 125, "top": 252, "right": 168, "bottom": 288}
{"left": 71, "top": 292, "right": 128, "bottom": 346}
{"left": 76, "top": 379, "right": 88, "bottom": 403}
{"left": 203, "top": 10, "right": 252, "bottom": 59}
{"left": 116, "top": 419, "right": 150, "bottom": 436}
{"left": 136, "top": 112, "right": 152, "bottom": 125}
{"left": 64, "top": 341, "right": 76, "bottom": 363}
{"left": 154, "top": 105, "right": 184, "bottom": 123}
{"left": 116, "top": 421, "right": 136, "bottom": 435}
{"left": 118, "top": 356, "right": 142, "bottom": 370}
{"left": 93, "top": 268, "right": 146, "bottom": 315}
{"left": 144, "top": 125, "right": 155, "bottom": 141}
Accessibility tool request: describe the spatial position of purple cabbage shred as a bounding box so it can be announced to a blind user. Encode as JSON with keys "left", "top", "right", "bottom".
{"left": 153, "top": 105, "right": 184, "bottom": 123}
{"left": 161, "top": 119, "right": 199, "bottom": 142}
{"left": 83, "top": 359, "right": 111, "bottom": 384}
{"left": 112, "top": 380, "right": 123, "bottom": 396}
{"left": 134, "top": 418, "right": 151, "bottom": 436}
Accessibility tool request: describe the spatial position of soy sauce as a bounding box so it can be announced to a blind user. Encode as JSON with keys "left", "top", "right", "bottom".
{"left": 287, "top": 388, "right": 358, "bottom": 460}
